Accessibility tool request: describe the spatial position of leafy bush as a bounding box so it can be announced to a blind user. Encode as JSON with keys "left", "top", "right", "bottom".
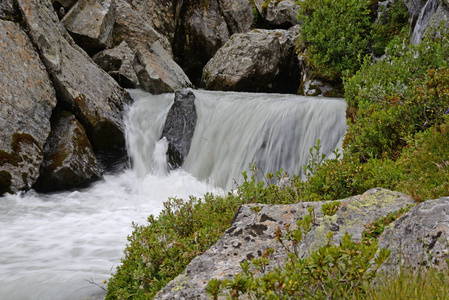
{"left": 297, "top": 0, "right": 372, "bottom": 81}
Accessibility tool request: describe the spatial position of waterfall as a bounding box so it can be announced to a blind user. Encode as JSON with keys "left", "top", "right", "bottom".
{"left": 183, "top": 90, "right": 347, "bottom": 189}
{"left": 0, "top": 89, "right": 346, "bottom": 300}
{"left": 411, "top": 0, "right": 439, "bottom": 45}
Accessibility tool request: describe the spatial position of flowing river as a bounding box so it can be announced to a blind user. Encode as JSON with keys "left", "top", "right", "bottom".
{"left": 0, "top": 90, "right": 346, "bottom": 299}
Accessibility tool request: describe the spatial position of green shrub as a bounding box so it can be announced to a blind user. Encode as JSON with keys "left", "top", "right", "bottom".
{"left": 106, "top": 193, "right": 242, "bottom": 299}
{"left": 297, "top": 0, "right": 372, "bottom": 81}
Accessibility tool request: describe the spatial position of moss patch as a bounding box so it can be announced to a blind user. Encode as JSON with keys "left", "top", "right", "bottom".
{"left": 0, "top": 170, "right": 12, "bottom": 195}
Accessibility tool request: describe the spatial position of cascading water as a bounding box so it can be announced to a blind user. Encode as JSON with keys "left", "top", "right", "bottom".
{"left": 411, "top": 0, "right": 440, "bottom": 45}
{"left": 0, "top": 89, "right": 346, "bottom": 300}
{"left": 183, "top": 90, "right": 347, "bottom": 189}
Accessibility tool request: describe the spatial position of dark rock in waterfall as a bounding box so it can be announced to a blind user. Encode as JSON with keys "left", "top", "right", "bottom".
{"left": 253, "top": 0, "right": 300, "bottom": 28}
{"left": 34, "top": 110, "right": 103, "bottom": 193}
{"left": 378, "top": 197, "right": 449, "bottom": 272}
{"left": 93, "top": 41, "right": 139, "bottom": 88}
{"left": 0, "top": 20, "right": 57, "bottom": 195}
{"left": 155, "top": 189, "right": 415, "bottom": 299}
{"left": 218, "top": 0, "right": 255, "bottom": 34}
{"left": 173, "top": 0, "right": 230, "bottom": 86}
{"left": 119, "top": 0, "right": 177, "bottom": 44}
{"left": 61, "top": 0, "right": 115, "bottom": 54}
{"left": 0, "top": 0, "right": 20, "bottom": 20}
{"left": 202, "top": 26, "right": 301, "bottom": 94}
{"left": 17, "top": 0, "right": 132, "bottom": 169}
{"left": 161, "top": 89, "right": 197, "bottom": 169}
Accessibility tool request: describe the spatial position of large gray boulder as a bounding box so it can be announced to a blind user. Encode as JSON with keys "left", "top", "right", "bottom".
{"left": 218, "top": 0, "right": 255, "bottom": 34}
{"left": 114, "top": 0, "right": 191, "bottom": 93}
{"left": 160, "top": 89, "right": 197, "bottom": 169}
{"left": 378, "top": 197, "right": 449, "bottom": 272}
{"left": 93, "top": 41, "right": 139, "bottom": 88}
{"left": 254, "top": 0, "right": 300, "bottom": 28}
{"left": 114, "top": 0, "right": 172, "bottom": 55}
{"left": 34, "top": 110, "right": 103, "bottom": 193}
{"left": 0, "top": 20, "right": 57, "bottom": 195}
{"left": 173, "top": 0, "right": 230, "bottom": 86}
{"left": 61, "top": 0, "right": 115, "bottom": 53}
{"left": 134, "top": 42, "right": 193, "bottom": 94}
{"left": 17, "top": 0, "right": 132, "bottom": 167}
{"left": 202, "top": 26, "right": 301, "bottom": 93}
{"left": 122, "top": 0, "right": 176, "bottom": 43}
{"left": 155, "top": 188, "right": 415, "bottom": 299}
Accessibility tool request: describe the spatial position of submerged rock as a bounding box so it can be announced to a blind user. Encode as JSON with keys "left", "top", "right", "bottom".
{"left": 61, "top": 0, "right": 115, "bottom": 54}
{"left": 379, "top": 197, "right": 449, "bottom": 272}
{"left": 18, "top": 0, "right": 132, "bottom": 168}
{"left": 0, "top": 20, "right": 57, "bottom": 195}
{"left": 160, "top": 89, "right": 197, "bottom": 169}
{"left": 93, "top": 41, "right": 139, "bottom": 88}
{"left": 34, "top": 110, "right": 102, "bottom": 193}
{"left": 155, "top": 188, "right": 415, "bottom": 299}
{"left": 202, "top": 26, "right": 301, "bottom": 93}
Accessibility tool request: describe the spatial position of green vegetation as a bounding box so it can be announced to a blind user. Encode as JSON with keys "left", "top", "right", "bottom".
{"left": 106, "top": 6, "right": 449, "bottom": 299}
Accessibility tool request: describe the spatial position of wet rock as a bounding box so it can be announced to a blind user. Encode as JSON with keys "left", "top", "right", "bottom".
{"left": 93, "top": 41, "right": 139, "bottom": 88}
{"left": 34, "top": 110, "right": 103, "bottom": 193}
{"left": 134, "top": 42, "right": 193, "bottom": 94}
{"left": 0, "top": 20, "right": 57, "bottom": 194}
{"left": 61, "top": 0, "right": 115, "bottom": 53}
{"left": 174, "top": 0, "right": 230, "bottom": 86}
{"left": 218, "top": 0, "right": 255, "bottom": 34}
{"left": 254, "top": 0, "right": 300, "bottom": 28}
{"left": 161, "top": 89, "right": 197, "bottom": 169}
{"left": 18, "top": 0, "right": 132, "bottom": 168}
{"left": 155, "top": 188, "right": 415, "bottom": 299}
{"left": 122, "top": 0, "right": 176, "bottom": 43}
{"left": 202, "top": 26, "right": 301, "bottom": 93}
{"left": 379, "top": 197, "right": 449, "bottom": 273}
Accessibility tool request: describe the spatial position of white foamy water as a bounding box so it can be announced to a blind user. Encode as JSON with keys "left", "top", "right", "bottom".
{"left": 0, "top": 89, "right": 346, "bottom": 299}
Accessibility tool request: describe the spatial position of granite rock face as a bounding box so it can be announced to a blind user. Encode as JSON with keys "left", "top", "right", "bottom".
{"left": 202, "top": 26, "right": 301, "bottom": 93}
{"left": 155, "top": 188, "right": 415, "bottom": 299}
{"left": 114, "top": 0, "right": 172, "bottom": 55}
{"left": 379, "top": 197, "right": 449, "bottom": 272}
{"left": 34, "top": 110, "right": 102, "bottom": 193}
{"left": 122, "top": 0, "right": 176, "bottom": 43}
{"left": 61, "top": 0, "right": 116, "bottom": 53}
{"left": 218, "top": 0, "right": 254, "bottom": 34}
{"left": 174, "top": 0, "right": 230, "bottom": 86}
{"left": 114, "top": 0, "right": 191, "bottom": 93}
{"left": 134, "top": 42, "right": 193, "bottom": 94}
{"left": 161, "top": 89, "right": 197, "bottom": 169}
{"left": 93, "top": 41, "right": 139, "bottom": 88}
{"left": 0, "top": 20, "right": 57, "bottom": 195}
{"left": 254, "top": 0, "right": 300, "bottom": 28}
{"left": 18, "top": 0, "right": 132, "bottom": 167}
